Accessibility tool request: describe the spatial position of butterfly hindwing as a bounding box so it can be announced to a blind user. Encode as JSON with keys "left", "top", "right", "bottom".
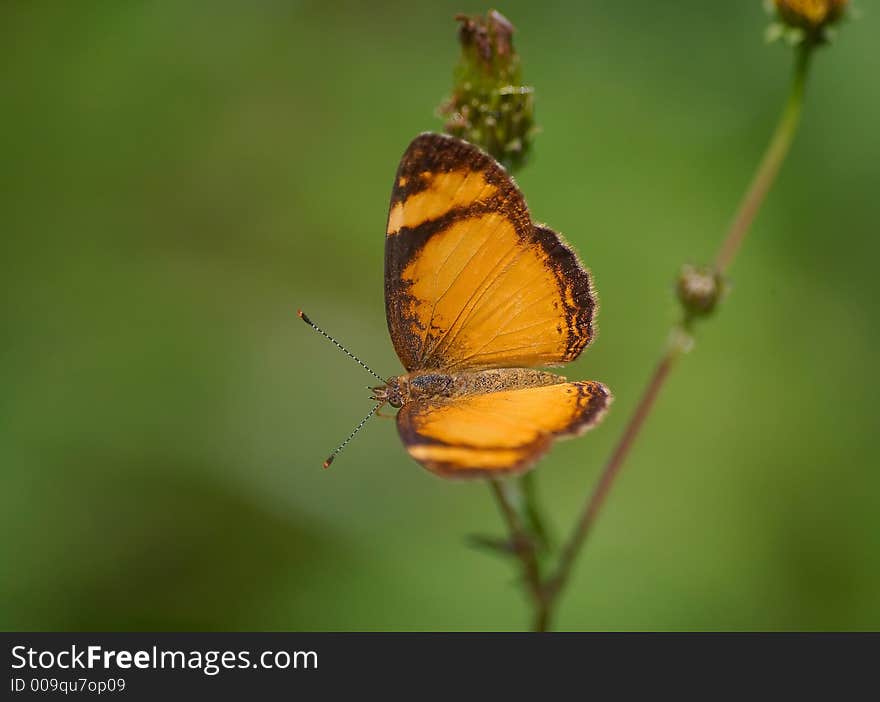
{"left": 385, "top": 133, "right": 596, "bottom": 372}
{"left": 396, "top": 379, "right": 611, "bottom": 477}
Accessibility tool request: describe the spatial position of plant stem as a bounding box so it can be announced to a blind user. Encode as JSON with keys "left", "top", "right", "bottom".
{"left": 715, "top": 45, "right": 811, "bottom": 273}
{"left": 488, "top": 480, "right": 549, "bottom": 631}
{"left": 544, "top": 342, "right": 684, "bottom": 620}
{"left": 519, "top": 471, "right": 551, "bottom": 551}
{"left": 540, "top": 44, "right": 814, "bottom": 625}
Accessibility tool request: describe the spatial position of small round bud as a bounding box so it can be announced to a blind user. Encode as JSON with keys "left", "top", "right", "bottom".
{"left": 676, "top": 264, "right": 724, "bottom": 320}
{"left": 769, "top": 0, "right": 850, "bottom": 44}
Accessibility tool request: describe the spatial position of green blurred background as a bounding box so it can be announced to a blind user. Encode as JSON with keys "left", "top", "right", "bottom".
{"left": 2, "top": 1, "right": 878, "bottom": 631}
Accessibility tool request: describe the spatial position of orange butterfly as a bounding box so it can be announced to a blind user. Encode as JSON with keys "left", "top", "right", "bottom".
{"left": 300, "top": 133, "right": 611, "bottom": 478}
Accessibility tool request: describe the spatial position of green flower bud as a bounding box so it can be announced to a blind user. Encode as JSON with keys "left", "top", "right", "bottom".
{"left": 439, "top": 10, "right": 537, "bottom": 172}
{"left": 676, "top": 264, "right": 724, "bottom": 321}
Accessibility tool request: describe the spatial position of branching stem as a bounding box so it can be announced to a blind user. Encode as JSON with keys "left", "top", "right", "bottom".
{"left": 491, "top": 44, "right": 814, "bottom": 630}
{"left": 489, "top": 480, "right": 549, "bottom": 630}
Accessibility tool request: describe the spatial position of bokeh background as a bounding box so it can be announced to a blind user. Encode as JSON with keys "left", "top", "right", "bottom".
{"left": 3, "top": 1, "right": 878, "bottom": 631}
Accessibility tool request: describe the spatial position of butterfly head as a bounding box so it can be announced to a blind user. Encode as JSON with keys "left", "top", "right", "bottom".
{"left": 371, "top": 376, "right": 408, "bottom": 408}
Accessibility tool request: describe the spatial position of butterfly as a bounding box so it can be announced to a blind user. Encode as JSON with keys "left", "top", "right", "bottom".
{"left": 301, "top": 133, "right": 611, "bottom": 477}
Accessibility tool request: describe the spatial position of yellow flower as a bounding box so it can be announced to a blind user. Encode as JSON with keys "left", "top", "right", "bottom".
{"left": 774, "top": 0, "right": 849, "bottom": 30}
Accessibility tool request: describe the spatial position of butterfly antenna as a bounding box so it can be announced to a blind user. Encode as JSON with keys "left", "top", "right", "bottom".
{"left": 297, "top": 309, "right": 385, "bottom": 384}
{"left": 322, "top": 402, "right": 383, "bottom": 469}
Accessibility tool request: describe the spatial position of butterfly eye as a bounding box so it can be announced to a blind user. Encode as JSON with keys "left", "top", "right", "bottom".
{"left": 377, "top": 380, "right": 404, "bottom": 408}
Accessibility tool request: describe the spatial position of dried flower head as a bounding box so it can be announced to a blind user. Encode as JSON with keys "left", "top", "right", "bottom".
{"left": 439, "top": 10, "right": 537, "bottom": 172}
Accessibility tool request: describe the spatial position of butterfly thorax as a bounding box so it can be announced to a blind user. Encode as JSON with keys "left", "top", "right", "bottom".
{"left": 373, "top": 368, "right": 564, "bottom": 408}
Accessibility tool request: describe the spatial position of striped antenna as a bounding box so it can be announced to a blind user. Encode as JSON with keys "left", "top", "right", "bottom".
{"left": 323, "top": 402, "right": 383, "bottom": 469}
{"left": 297, "top": 309, "right": 385, "bottom": 384}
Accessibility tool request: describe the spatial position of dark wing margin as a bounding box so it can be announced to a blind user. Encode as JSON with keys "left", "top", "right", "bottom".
{"left": 531, "top": 224, "right": 596, "bottom": 364}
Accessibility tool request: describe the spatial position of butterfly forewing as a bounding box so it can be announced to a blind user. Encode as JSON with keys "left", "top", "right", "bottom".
{"left": 384, "top": 133, "right": 595, "bottom": 372}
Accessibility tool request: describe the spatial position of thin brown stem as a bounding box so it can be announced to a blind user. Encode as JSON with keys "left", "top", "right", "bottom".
{"left": 715, "top": 45, "right": 810, "bottom": 273}
{"left": 545, "top": 343, "right": 683, "bottom": 616}
{"left": 488, "top": 480, "right": 549, "bottom": 631}
{"left": 540, "top": 44, "right": 814, "bottom": 626}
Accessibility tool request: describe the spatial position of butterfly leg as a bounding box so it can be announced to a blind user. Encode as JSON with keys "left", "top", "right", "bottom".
{"left": 376, "top": 406, "right": 397, "bottom": 419}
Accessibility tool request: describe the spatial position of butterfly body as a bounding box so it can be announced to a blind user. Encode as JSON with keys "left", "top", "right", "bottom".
{"left": 377, "top": 132, "right": 612, "bottom": 478}
{"left": 374, "top": 367, "right": 565, "bottom": 408}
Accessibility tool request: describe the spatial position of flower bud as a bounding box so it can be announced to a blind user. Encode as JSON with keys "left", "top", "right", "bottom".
{"left": 439, "top": 10, "right": 537, "bottom": 172}
{"left": 767, "top": 0, "right": 850, "bottom": 45}
{"left": 676, "top": 264, "right": 724, "bottom": 320}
